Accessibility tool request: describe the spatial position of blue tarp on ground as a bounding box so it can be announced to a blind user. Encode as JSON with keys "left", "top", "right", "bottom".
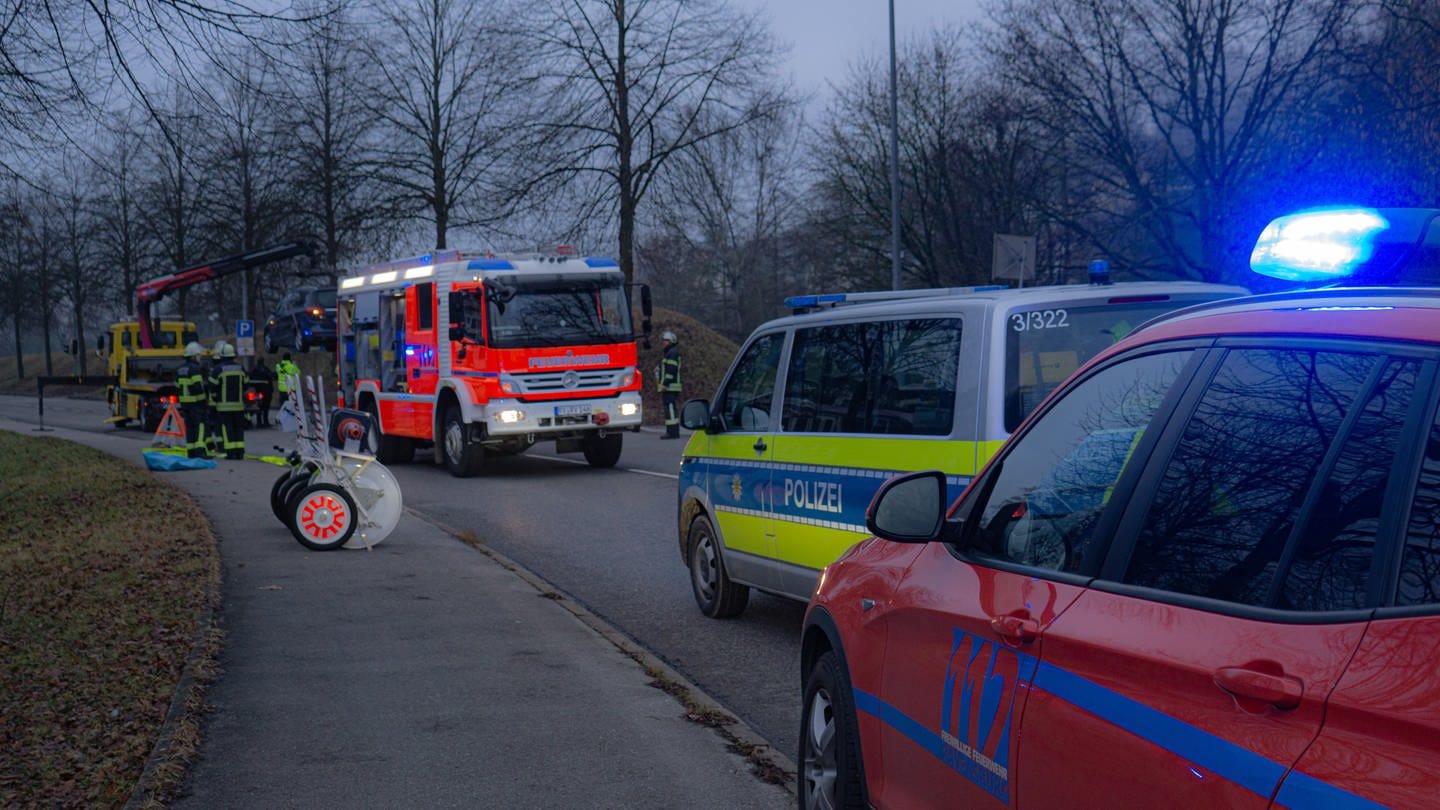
{"left": 142, "top": 450, "right": 217, "bottom": 471}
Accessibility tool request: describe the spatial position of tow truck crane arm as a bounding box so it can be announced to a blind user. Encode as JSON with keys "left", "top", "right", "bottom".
{"left": 135, "top": 240, "right": 319, "bottom": 348}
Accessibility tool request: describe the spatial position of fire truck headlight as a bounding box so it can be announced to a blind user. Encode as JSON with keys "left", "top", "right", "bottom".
{"left": 496, "top": 409, "right": 525, "bottom": 424}
{"left": 619, "top": 403, "right": 639, "bottom": 417}
{"left": 499, "top": 374, "right": 519, "bottom": 395}
{"left": 620, "top": 369, "right": 635, "bottom": 386}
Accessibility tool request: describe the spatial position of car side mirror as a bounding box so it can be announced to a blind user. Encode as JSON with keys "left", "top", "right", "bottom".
{"left": 867, "top": 470, "right": 950, "bottom": 543}
{"left": 681, "top": 399, "right": 712, "bottom": 431}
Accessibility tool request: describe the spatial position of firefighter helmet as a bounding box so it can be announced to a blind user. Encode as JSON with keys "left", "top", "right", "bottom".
{"left": 662, "top": 330, "right": 677, "bottom": 343}
{"left": 217, "top": 341, "right": 237, "bottom": 359}
{"left": 184, "top": 341, "right": 205, "bottom": 358}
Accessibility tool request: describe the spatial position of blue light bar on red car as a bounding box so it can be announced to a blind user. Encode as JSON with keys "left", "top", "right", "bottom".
{"left": 1250, "top": 208, "right": 1390, "bottom": 282}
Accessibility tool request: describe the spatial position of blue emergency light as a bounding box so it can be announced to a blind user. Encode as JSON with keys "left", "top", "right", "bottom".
{"left": 1250, "top": 208, "right": 1390, "bottom": 282}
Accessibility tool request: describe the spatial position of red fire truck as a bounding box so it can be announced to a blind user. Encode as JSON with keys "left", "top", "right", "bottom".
{"left": 336, "top": 249, "right": 652, "bottom": 476}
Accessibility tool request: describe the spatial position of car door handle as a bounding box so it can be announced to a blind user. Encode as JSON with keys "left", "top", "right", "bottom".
{"left": 990, "top": 615, "right": 1039, "bottom": 642}
{"left": 1214, "top": 667, "right": 1303, "bottom": 710}
{"left": 753, "top": 438, "right": 767, "bottom": 453}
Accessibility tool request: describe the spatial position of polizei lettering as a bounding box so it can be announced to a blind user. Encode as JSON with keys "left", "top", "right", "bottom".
{"left": 528, "top": 351, "right": 610, "bottom": 369}
{"left": 785, "top": 478, "right": 843, "bottom": 514}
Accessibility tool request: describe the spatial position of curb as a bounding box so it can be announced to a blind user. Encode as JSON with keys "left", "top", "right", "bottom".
{"left": 411, "top": 508, "right": 799, "bottom": 795}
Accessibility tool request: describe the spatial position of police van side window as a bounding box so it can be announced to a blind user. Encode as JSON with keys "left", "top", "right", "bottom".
{"left": 781, "top": 318, "right": 960, "bottom": 435}
{"left": 1122, "top": 349, "right": 1409, "bottom": 612}
{"left": 715, "top": 333, "right": 783, "bottom": 432}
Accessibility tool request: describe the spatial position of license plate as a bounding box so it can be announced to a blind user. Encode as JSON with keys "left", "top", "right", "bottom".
{"left": 555, "top": 403, "right": 590, "bottom": 417}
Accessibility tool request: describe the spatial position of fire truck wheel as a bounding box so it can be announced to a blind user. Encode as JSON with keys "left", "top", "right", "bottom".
{"left": 289, "top": 483, "right": 357, "bottom": 550}
{"left": 442, "top": 406, "right": 485, "bottom": 477}
{"left": 365, "top": 401, "right": 414, "bottom": 464}
{"left": 581, "top": 432, "right": 623, "bottom": 468}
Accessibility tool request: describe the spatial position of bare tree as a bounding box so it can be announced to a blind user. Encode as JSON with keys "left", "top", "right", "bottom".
{"left": 196, "top": 51, "right": 296, "bottom": 322}
{"left": 91, "top": 113, "right": 156, "bottom": 318}
{"left": 525, "top": 0, "right": 788, "bottom": 283}
{"left": 53, "top": 157, "right": 106, "bottom": 375}
{"left": 641, "top": 99, "right": 806, "bottom": 337}
{"left": 0, "top": 176, "right": 33, "bottom": 377}
{"left": 281, "top": 1, "right": 392, "bottom": 269}
{"left": 809, "top": 26, "right": 1061, "bottom": 290}
{"left": 989, "top": 0, "right": 1361, "bottom": 283}
{"left": 361, "top": 0, "right": 533, "bottom": 249}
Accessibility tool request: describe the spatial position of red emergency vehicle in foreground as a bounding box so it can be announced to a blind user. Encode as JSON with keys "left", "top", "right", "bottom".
{"left": 801, "top": 207, "right": 1440, "bottom": 808}
{"left": 337, "top": 249, "right": 651, "bottom": 476}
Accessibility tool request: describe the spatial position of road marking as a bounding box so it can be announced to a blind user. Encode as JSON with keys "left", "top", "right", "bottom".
{"left": 531, "top": 454, "right": 679, "bottom": 480}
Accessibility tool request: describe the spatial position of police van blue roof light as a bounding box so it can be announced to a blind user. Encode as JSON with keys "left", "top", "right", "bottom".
{"left": 784, "top": 293, "right": 848, "bottom": 309}
{"left": 1250, "top": 208, "right": 1390, "bottom": 282}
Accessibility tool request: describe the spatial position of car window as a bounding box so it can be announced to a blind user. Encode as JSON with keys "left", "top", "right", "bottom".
{"left": 715, "top": 333, "right": 784, "bottom": 432}
{"left": 1122, "top": 349, "right": 1408, "bottom": 611}
{"left": 309, "top": 288, "right": 337, "bottom": 308}
{"left": 781, "top": 318, "right": 960, "bottom": 435}
{"left": 1400, "top": 392, "right": 1440, "bottom": 607}
{"left": 969, "top": 350, "right": 1195, "bottom": 573}
{"left": 1272, "top": 359, "right": 1419, "bottom": 611}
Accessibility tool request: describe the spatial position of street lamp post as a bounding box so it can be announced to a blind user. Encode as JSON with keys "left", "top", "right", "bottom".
{"left": 888, "top": 0, "right": 902, "bottom": 291}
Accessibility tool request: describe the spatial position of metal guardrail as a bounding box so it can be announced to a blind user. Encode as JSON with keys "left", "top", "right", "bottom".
{"left": 34, "top": 375, "right": 118, "bottom": 432}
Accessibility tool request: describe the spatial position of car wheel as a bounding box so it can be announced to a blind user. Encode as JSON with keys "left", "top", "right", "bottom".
{"left": 581, "top": 432, "right": 623, "bottom": 468}
{"left": 442, "top": 406, "right": 484, "bottom": 477}
{"left": 365, "top": 401, "right": 413, "bottom": 464}
{"left": 289, "top": 483, "right": 357, "bottom": 551}
{"left": 800, "top": 651, "right": 868, "bottom": 810}
{"left": 687, "top": 514, "right": 748, "bottom": 618}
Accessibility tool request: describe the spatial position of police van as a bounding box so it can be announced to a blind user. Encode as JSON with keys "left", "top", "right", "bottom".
{"left": 676, "top": 276, "right": 1249, "bottom": 617}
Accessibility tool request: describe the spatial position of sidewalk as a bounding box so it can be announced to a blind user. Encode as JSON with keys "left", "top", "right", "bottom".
{"left": 3, "top": 418, "right": 793, "bottom": 808}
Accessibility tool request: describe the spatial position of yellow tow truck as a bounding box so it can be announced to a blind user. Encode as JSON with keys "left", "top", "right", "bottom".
{"left": 99, "top": 241, "right": 318, "bottom": 431}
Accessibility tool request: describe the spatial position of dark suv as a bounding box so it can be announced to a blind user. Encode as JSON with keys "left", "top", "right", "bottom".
{"left": 264, "top": 286, "right": 336, "bottom": 353}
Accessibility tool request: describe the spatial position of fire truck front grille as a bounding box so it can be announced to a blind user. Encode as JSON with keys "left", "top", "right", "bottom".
{"left": 515, "top": 369, "right": 625, "bottom": 394}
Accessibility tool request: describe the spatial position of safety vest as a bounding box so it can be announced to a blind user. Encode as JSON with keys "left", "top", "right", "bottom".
{"left": 210, "top": 362, "right": 248, "bottom": 413}
{"left": 658, "top": 345, "right": 682, "bottom": 392}
{"left": 176, "top": 361, "right": 207, "bottom": 404}
{"left": 275, "top": 359, "right": 299, "bottom": 392}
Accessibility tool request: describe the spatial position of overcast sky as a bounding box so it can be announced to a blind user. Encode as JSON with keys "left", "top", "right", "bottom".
{"left": 733, "top": 0, "right": 986, "bottom": 102}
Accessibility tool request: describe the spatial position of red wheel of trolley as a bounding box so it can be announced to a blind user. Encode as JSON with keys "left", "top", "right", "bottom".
{"left": 288, "top": 483, "right": 358, "bottom": 551}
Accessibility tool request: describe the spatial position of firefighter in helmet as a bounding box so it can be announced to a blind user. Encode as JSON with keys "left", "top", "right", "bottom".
{"left": 656, "top": 330, "right": 682, "bottom": 439}
{"left": 209, "top": 340, "right": 248, "bottom": 459}
{"left": 176, "top": 341, "right": 211, "bottom": 458}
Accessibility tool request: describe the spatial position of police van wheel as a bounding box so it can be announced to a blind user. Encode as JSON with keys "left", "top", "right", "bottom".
{"left": 800, "top": 651, "right": 868, "bottom": 810}
{"left": 688, "top": 515, "right": 748, "bottom": 618}
{"left": 289, "top": 483, "right": 357, "bottom": 551}
{"left": 581, "top": 432, "right": 623, "bottom": 468}
{"left": 442, "top": 406, "right": 484, "bottom": 477}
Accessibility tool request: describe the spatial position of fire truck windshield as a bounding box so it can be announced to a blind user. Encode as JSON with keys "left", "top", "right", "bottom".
{"left": 484, "top": 274, "right": 633, "bottom": 349}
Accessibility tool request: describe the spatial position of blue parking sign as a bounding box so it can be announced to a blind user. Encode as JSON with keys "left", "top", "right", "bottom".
{"left": 237, "top": 319, "right": 254, "bottom": 338}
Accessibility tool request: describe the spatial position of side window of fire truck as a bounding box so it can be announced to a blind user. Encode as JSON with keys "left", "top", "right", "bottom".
{"left": 416, "top": 283, "right": 433, "bottom": 331}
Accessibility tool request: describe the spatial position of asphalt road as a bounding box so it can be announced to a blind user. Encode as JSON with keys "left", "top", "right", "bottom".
{"left": 0, "top": 394, "right": 809, "bottom": 763}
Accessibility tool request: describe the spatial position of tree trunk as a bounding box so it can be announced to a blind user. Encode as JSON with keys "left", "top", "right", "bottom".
{"left": 11, "top": 314, "right": 23, "bottom": 380}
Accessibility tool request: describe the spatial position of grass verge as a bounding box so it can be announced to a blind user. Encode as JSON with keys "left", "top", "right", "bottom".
{"left": 0, "top": 432, "right": 220, "bottom": 808}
